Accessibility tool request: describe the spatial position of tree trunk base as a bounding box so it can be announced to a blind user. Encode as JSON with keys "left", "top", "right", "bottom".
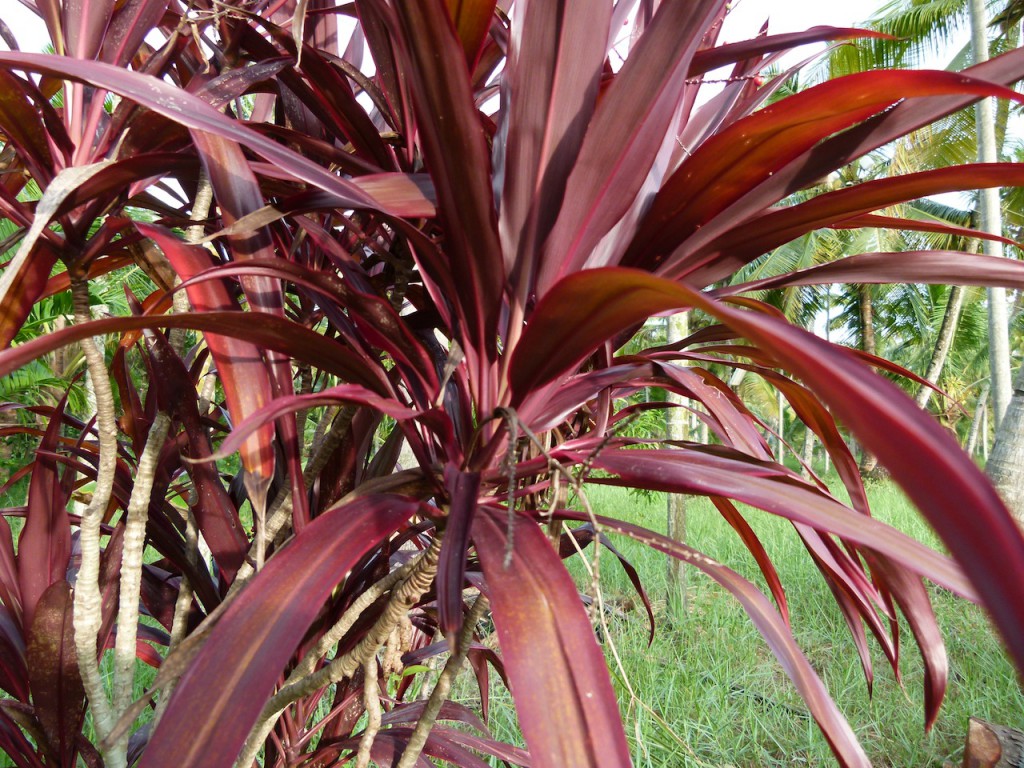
{"left": 947, "top": 717, "right": 1024, "bottom": 768}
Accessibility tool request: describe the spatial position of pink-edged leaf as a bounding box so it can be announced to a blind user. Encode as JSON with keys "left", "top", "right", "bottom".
{"left": 688, "top": 27, "right": 890, "bottom": 76}
{"left": 380, "top": 700, "right": 489, "bottom": 735}
{"left": 25, "top": 581, "right": 85, "bottom": 768}
{"left": 63, "top": 0, "right": 115, "bottom": 59}
{"left": 393, "top": 0, "right": 504, "bottom": 357}
{"left": 542, "top": 268, "right": 1024, "bottom": 674}
{"left": 657, "top": 47, "right": 1024, "bottom": 278}
{"left": 0, "top": 311, "right": 391, "bottom": 395}
{"left": 711, "top": 498, "right": 789, "bottom": 624}
{"left": 445, "top": 0, "right": 498, "bottom": 69}
{"left": 473, "top": 506, "right": 630, "bottom": 768}
{"left": 0, "top": 604, "right": 28, "bottom": 702}
{"left": 141, "top": 495, "right": 418, "bottom": 768}
{"left": 686, "top": 164, "right": 1024, "bottom": 284}
{"left": 0, "top": 243, "right": 59, "bottom": 349}
{"left": 0, "top": 706, "right": 45, "bottom": 768}
{"left": 830, "top": 213, "right": 1017, "bottom": 248}
{"left": 867, "top": 556, "right": 946, "bottom": 730}
{"left": 189, "top": 133, "right": 284, "bottom": 312}
{"left": 99, "top": 0, "right": 171, "bottom": 67}
{"left": 142, "top": 328, "right": 248, "bottom": 583}
{"left": 0, "top": 518, "right": 22, "bottom": 625}
{"left": 627, "top": 74, "right": 1024, "bottom": 274}
{"left": 208, "top": 384, "right": 417, "bottom": 462}
{"left": 536, "top": 0, "right": 726, "bottom": 292}
{"left": 438, "top": 469, "right": 480, "bottom": 644}
{"left": 0, "top": 70, "right": 54, "bottom": 184}
{"left": 0, "top": 52, "right": 406, "bottom": 214}
{"left": 572, "top": 446, "right": 969, "bottom": 598}
{"left": 18, "top": 393, "right": 71, "bottom": 631}
{"left": 718, "top": 249, "right": 1024, "bottom": 297}
{"left": 140, "top": 224, "right": 276, "bottom": 483}
{"left": 497, "top": 0, "right": 612, "bottom": 293}
{"left": 561, "top": 509, "right": 869, "bottom": 767}
{"left": 559, "top": 523, "right": 656, "bottom": 643}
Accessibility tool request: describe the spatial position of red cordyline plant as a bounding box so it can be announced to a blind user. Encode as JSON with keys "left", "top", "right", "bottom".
{"left": 1, "top": 0, "right": 1024, "bottom": 766}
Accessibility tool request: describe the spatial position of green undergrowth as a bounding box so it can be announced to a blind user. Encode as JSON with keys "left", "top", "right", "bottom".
{"left": 471, "top": 480, "right": 1023, "bottom": 767}
{"left": 2, "top": 478, "right": 1020, "bottom": 767}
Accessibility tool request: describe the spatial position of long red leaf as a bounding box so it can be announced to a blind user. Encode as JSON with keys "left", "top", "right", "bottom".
{"left": 140, "top": 224, "right": 276, "bottom": 487}
{"left": 688, "top": 27, "right": 889, "bottom": 76}
{"left": 0, "top": 52, "right": 410, "bottom": 215}
{"left": 0, "top": 311, "right": 392, "bottom": 395}
{"left": 141, "top": 495, "right": 418, "bottom": 768}
{"left": 627, "top": 74, "right": 1024, "bottom": 274}
{"left": 718, "top": 249, "right": 1024, "bottom": 297}
{"left": 18, "top": 393, "right": 71, "bottom": 630}
{"left": 560, "top": 509, "right": 870, "bottom": 767}
{"left": 498, "top": 0, "right": 612, "bottom": 297}
{"left": 530, "top": 268, "right": 1024, "bottom": 675}
{"left": 473, "top": 506, "right": 631, "bottom": 768}
{"left": 26, "top": 581, "right": 85, "bottom": 768}
{"left": 536, "top": 0, "right": 726, "bottom": 293}
{"left": 393, "top": 0, "right": 504, "bottom": 359}
{"left": 684, "top": 164, "right": 1024, "bottom": 284}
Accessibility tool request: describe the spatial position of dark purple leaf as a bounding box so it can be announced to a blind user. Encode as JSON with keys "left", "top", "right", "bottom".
{"left": 18, "top": 393, "right": 71, "bottom": 630}
{"left": 473, "top": 506, "right": 630, "bottom": 768}
{"left": 26, "top": 582, "right": 85, "bottom": 768}
{"left": 438, "top": 469, "right": 480, "bottom": 645}
{"left": 141, "top": 495, "right": 418, "bottom": 768}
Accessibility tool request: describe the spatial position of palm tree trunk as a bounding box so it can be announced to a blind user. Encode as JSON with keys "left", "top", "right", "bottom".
{"left": 666, "top": 313, "right": 688, "bottom": 616}
{"left": 987, "top": 366, "right": 1024, "bottom": 524}
{"left": 970, "top": 0, "right": 1013, "bottom": 426}
{"left": 966, "top": 382, "right": 990, "bottom": 458}
{"left": 858, "top": 285, "right": 880, "bottom": 474}
{"left": 916, "top": 285, "right": 966, "bottom": 409}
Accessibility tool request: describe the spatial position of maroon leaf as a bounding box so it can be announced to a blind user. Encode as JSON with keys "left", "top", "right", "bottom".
{"left": 627, "top": 77, "right": 1024, "bottom": 277}
{"left": 541, "top": 269, "right": 1024, "bottom": 674}
{"left": 445, "top": 0, "right": 498, "bottom": 69}
{"left": 574, "top": 445, "right": 969, "bottom": 597}
{"left": 718, "top": 249, "right": 1024, "bottom": 297}
{"left": 0, "top": 52, "right": 412, "bottom": 215}
{"left": 438, "top": 469, "right": 480, "bottom": 644}
{"left": 473, "top": 506, "right": 631, "bottom": 768}
{"left": 26, "top": 582, "right": 85, "bottom": 768}
{"left": 141, "top": 495, "right": 418, "bottom": 768}
{"left": 99, "top": 0, "right": 172, "bottom": 68}
{"left": 0, "top": 605, "right": 28, "bottom": 702}
{"left": 393, "top": 0, "right": 504, "bottom": 360}
{"left": 0, "top": 311, "right": 392, "bottom": 396}
{"left": 18, "top": 394, "right": 71, "bottom": 630}
{"left": 536, "top": 0, "right": 726, "bottom": 293}
{"left": 688, "top": 27, "right": 890, "bottom": 76}
{"left": 686, "top": 164, "right": 1024, "bottom": 285}
{"left": 562, "top": 509, "right": 870, "bottom": 767}
{"left": 497, "top": 0, "right": 611, "bottom": 297}
{"left": 142, "top": 224, "right": 277, "bottom": 490}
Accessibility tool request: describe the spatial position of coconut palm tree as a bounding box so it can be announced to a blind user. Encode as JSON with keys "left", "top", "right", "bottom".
{"left": 828, "top": 0, "right": 1024, "bottom": 517}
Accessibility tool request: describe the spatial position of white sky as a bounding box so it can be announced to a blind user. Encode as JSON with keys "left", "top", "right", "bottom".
{"left": 0, "top": 1, "right": 956, "bottom": 55}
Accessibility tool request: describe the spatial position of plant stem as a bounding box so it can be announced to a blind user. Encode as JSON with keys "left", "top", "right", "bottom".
{"left": 395, "top": 594, "right": 489, "bottom": 768}
{"left": 233, "top": 539, "right": 441, "bottom": 768}
{"left": 110, "top": 411, "right": 171, "bottom": 760}
{"left": 69, "top": 275, "right": 120, "bottom": 765}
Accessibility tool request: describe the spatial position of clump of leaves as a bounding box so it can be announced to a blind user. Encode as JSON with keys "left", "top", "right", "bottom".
{"left": 1, "top": 2, "right": 1024, "bottom": 767}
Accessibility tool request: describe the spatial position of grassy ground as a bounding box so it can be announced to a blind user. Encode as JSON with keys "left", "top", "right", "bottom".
{"left": 1, "top": 477, "right": 1020, "bottom": 766}
{"left": 472, "top": 481, "right": 1024, "bottom": 767}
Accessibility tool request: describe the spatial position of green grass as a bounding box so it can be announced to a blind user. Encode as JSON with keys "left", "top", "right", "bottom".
{"left": 2, "top": 476, "right": 1021, "bottom": 766}
{"left": 467, "top": 481, "right": 1024, "bottom": 767}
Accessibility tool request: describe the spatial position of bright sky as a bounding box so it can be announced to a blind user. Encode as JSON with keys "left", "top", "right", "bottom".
{"left": 0, "top": 1, "right": 949, "bottom": 56}
{"left": 722, "top": 0, "right": 883, "bottom": 37}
